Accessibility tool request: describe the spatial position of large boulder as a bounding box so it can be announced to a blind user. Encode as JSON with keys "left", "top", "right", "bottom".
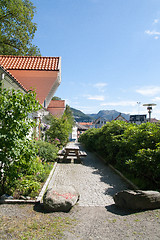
{"left": 113, "top": 190, "right": 160, "bottom": 210}
{"left": 43, "top": 186, "right": 79, "bottom": 212}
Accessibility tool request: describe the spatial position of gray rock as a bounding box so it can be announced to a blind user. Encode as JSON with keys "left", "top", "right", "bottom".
{"left": 43, "top": 186, "right": 80, "bottom": 212}
{"left": 113, "top": 190, "right": 160, "bottom": 210}
{"left": 0, "top": 194, "right": 13, "bottom": 200}
{"left": 26, "top": 196, "right": 31, "bottom": 200}
{"left": 20, "top": 195, "right": 26, "bottom": 200}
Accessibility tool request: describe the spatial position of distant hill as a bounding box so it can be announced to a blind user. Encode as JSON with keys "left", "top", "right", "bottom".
{"left": 71, "top": 108, "right": 130, "bottom": 122}
{"left": 89, "top": 110, "right": 130, "bottom": 121}
{"left": 70, "top": 108, "right": 94, "bottom": 122}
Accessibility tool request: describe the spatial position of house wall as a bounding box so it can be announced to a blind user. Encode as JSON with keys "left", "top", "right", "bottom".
{"left": 0, "top": 69, "right": 26, "bottom": 93}
{"left": 70, "top": 126, "right": 78, "bottom": 141}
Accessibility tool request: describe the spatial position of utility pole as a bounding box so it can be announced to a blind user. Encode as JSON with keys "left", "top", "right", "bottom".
{"left": 137, "top": 102, "right": 141, "bottom": 115}
{"left": 143, "top": 103, "right": 156, "bottom": 122}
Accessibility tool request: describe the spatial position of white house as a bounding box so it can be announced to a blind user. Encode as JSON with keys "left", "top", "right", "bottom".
{"left": 0, "top": 55, "right": 63, "bottom": 139}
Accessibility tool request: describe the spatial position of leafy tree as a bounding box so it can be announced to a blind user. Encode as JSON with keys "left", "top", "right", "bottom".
{"left": 46, "top": 116, "right": 70, "bottom": 146}
{"left": 52, "top": 96, "right": 62, "bottom": 100}
{"left": 46, "top": 105, "right": 74, "bottom": 146}
{"left": 0, "top": 86, "right": 41, "bottom": 192}
{"left": 63, "top": 104, "right": 75, "bottom": 131}
{"left": 0, "top": 0, "right": 40, "bottom": 55}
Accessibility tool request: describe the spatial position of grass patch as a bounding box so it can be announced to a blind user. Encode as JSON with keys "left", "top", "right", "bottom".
{"left": 0, "top": 207, "right": 76, "bottom": 240}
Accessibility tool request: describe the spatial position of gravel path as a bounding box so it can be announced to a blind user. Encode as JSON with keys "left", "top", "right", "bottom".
{"left": 64, "top": 205, "right": 160, "bottom": 240}
{"left": 48, "top": 143, "right": 129, "bottom": 207}
{"left": 0, "top": 143, "right": 160, "bottom": 239}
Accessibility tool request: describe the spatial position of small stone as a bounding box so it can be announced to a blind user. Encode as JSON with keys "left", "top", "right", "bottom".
{"left": 7, "top": 195, "right": 13, "bottom": 199}
{"left": 0, "top": 194, "right": 13, "bottom": 200}
{"left": 20, "top": 195, "right": 26, "bottom": 200}
{"left": 26, "top": 196, "right": 31, "bottom": 200}
{"left": 0, "top": 194, "right": 9, "bottom": 200}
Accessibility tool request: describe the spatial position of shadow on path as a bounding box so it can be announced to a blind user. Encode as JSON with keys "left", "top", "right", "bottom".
{"left": 105, "top": 204, "right": 144, "bottom": 216}
{"left": 77, "top": 143, "right": 129, "bottom": 198}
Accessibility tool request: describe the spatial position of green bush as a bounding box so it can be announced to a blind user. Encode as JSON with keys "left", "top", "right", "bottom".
{"left": 0, "top": 87, "right": 40, "bottom": 193}
{"left": 80, "top": 120, "right": 160, "bottom": 191}
{"left": 14, "top": 175, "right": 41, "bottom": 198}
{"left": 35, "top": 140, "right": 58, "bottom": 162}
{"left": 126, "top": 146, "right": 160, "bottom": 189}
{"left": 45, "top": 105, "right": 74, "bottom": 146}
{"left": 8, "top": 158, "right": 53, "bottom": 198}
{"left": 79, "top": 128, "right": 100, "bottom": 151}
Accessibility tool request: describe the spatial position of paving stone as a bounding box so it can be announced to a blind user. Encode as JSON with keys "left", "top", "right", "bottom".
{"left": 48, "top": 144, "right": 129, "bottom": 207}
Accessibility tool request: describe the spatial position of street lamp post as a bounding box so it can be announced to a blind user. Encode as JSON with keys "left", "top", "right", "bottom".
{"left": 143, "top": 103, "right": 157, "bottom": 122}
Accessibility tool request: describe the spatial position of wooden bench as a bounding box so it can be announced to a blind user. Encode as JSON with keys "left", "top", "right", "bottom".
{"left": 79, "top": 151, "right": 87, "bottom": 157}
{"left": 58, "top": 149, "right": 65, "bottom": 156}
{"left": 57, "top": 146, "right": 87, "bottom": 163}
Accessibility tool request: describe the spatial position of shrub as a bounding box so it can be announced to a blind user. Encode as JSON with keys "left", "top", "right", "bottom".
{"left": 125, "top": 146, "right": 160, "bottom": 189}
{"left": 79, "top": 128, "right": 100, "bottom": 151}
{"left": 35, "top": 140, "right": 58, "bottom": 162}
{"left": 0, "top": 87, "right": 40, "bottom": 193}
{"left": 9, "top": 158, "right": 53, "bottom": 198}
{"left": 13, "top": 175, "right": 41, "bottom": 198}
{"left": 80, "top": 120, "right": 160, "bottom": 191}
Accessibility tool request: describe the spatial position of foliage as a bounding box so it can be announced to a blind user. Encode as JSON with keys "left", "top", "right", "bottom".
{"left": 52, "top": 96, "right": 62, "bottom": 100}
{"left": 35, "top": 140, "right": 58, "bottom": 162}
{"left": 64, "top": 104, "right": 75, "bottom": 131}
{"left": 126, "top": 146, "right": 160, "bottom": 188}
{"left": 0, "top": 87, "right": 41, "bottom": 192}
{"left": 46, "top": 105, "right": 74, "bottom": 146}
{"left": 14, "top": 175, "right": 41, "bottom": 198}
{"left": 0, "top": 0, "right": 40, "bottom": 55}
{"left": 79, "top": 120, "right": 160, "bottom": 190}
{"left": 96, "top": 121, "right": 128, "bottom": 163}
{"left": 10, "top": 158, "right": 53, "bottom": 198}
{"left": 79, "top": 128, "right": 100, "bottom": 151}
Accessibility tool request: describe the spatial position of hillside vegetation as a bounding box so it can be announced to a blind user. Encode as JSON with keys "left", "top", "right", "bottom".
{"left": 71, "top": 107, "right": 130, "bottom": 122}
{"left": 71, "top": 107, "right": 93, "bottom": 122}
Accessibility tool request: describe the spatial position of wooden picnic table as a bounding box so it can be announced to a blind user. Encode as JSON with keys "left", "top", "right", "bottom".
{"left": 58, "top": 144, "right": 87, "bottom": 163}
{"left": 64, "top": 145, "right": 80, "bottom": 160}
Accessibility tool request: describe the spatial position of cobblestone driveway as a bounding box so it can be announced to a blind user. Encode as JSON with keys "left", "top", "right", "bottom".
{"left": 48, "top": 143, "right": 129, "bottom": 207}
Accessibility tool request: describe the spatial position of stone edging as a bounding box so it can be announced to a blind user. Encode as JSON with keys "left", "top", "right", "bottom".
{"left": 0, "top": 162, "right": 57, "bottom": 204}
{"left": 94, "top": 152, "right": 139, "bottom": 190}
{"left": 108, "top": 164, "right": 139, "bottom": 190}
{"left": 37, "top": 162, "right": 57, "bottom": 203}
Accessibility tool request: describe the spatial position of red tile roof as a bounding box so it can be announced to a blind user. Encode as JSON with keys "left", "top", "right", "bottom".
{"left": 0, "top": 55, "right": 61, "bottom": 106}
{"left": 47, "top": 100, "right": 65, "bottom": 118}
{"left": 48, "top": 108, "right": 65, "bottom": 118}
{"left": 79, "top": 122, "right": 93, "bottom": 126}
{"left": 0, "top": 55, "right": 60, "bottom": 71}
{"left": 48, "top": 100, "right": 65, "bottom": 108}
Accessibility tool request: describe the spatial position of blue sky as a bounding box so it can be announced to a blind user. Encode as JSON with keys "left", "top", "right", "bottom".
{"left": 32, "top": 0, "right": 160, "bottom": 119}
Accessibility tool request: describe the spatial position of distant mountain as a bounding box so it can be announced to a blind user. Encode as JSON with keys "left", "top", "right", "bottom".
{"left": 70, "top": 108, "right": 94, "bottom": 122}
{"left": 71, "top": 108, "right": 130, "bottom": 122}
{"left": 89, "top": 110, "right": 130, "bottom": 121}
